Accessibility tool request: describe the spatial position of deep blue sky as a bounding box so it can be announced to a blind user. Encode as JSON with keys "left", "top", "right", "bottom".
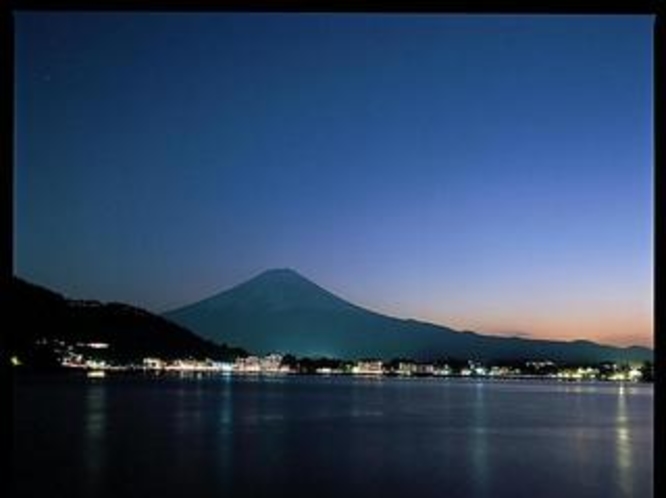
{"left": 15, "top": 13, "right": 653, "bottom": 347}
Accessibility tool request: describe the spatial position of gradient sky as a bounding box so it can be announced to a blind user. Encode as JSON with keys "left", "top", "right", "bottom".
{"left": 15, "top": 13, "right": 653, "bottom": 348}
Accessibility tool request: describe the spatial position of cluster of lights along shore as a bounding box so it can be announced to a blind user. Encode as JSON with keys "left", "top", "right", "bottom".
{"left": 13, "top": 339, "right": 649, "bottom": 382}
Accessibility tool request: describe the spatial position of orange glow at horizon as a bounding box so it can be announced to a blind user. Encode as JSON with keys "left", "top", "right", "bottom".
{"left": 428, "top": 308, "right": 653, "bottom": 349}
{"left": 347, "top": 285, "right": 653, "bottom": 349}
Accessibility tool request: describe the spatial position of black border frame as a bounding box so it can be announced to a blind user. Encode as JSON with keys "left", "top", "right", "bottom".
{"left": 3, "top": 2, "right": 662, "bottom": 497}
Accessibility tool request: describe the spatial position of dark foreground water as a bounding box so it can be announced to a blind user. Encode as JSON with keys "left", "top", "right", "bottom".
{"left": 12, "top": 374, "right": 653, "bottom": 498}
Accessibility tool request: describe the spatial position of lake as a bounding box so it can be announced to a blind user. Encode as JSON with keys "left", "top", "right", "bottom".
{"left": 12, "top": 374, "right": 653, "bottom": 498}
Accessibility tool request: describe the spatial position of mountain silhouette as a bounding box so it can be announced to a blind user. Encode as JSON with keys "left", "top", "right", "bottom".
{"left": 9, "top": 277, "right": 247, "bottom": 368}
{"left": 165, "top": 269, "right": 652, "bottom": 363}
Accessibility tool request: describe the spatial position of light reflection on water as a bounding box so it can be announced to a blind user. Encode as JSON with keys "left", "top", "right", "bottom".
{"left": 15, "top": 376, "right": 653, "bottom": 498}
{"left": 83, "top": 380, "right": 107, "bottom": 496}
{"left": 471, "top": 381, "right": 489, "bottom": 498}
{"left": 616, "top": 383, "right": 633, "bottom": 496}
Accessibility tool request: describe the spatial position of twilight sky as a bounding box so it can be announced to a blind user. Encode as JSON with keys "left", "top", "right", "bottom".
{"left": 15, "top": 13, "right": 653, "bottom": 348}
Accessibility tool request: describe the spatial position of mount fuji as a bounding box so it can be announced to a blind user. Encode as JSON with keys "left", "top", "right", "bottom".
{"left": 164, "top": 269, "right": 652, "bottom": 363}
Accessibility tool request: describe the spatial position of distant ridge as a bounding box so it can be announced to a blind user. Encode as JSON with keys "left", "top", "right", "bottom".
{"left": 165, "top": 269, "right": 653, "bottom": 363}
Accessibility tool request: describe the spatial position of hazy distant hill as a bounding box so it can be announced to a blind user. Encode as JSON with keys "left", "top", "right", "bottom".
{"left": 165, "top": 269, "right": 653, "bottom": 363}
{"left": 8, "top": 277, "right": 247, "bottom": 367}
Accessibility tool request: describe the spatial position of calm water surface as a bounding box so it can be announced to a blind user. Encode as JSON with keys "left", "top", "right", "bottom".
{"left": 12, "top": 374, "right": 653, "bottom": 498}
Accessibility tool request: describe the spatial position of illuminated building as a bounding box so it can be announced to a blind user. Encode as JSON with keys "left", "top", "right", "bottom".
{"left": 352, "top": 360, "right": 383, "bottom": 375}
